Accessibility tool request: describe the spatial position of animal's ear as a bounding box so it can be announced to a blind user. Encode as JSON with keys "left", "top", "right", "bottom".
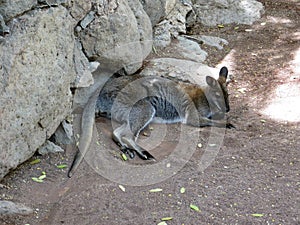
{"left": 206, "top": 76, "right": 218, "bottom": 88}
{"left": 218, "top": 66, "right": 228, "bottom": 84}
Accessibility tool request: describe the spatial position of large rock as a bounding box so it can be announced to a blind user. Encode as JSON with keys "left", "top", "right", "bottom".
{"left": 153, "top": 0, "right": 193, "bottom": 48}
{"left": 67, "top": 0, "right": 92, "bottom": 21}
{"left": 175, "top": 36, "right": 207, "bottom": 62}
{"left": 0, "top": 0, "right": 37, "bottom": 21}
{"left": 0, "top": 7, "right": 76, "bottom": 180}
{"left": 140, "top": 58, "right": 220, "bottom": 85}
{"left": 72, "top": 40, "right": 94, "bottom": 88}
{"left": 152, "top": 35, "right": 207, "bottom": 62}
{"left": 139, "top": 0, "right": 176, "bottom": 26}
{"left": 73, "top": 0, "right": 154, "bottom": 108}
{"left": 78, "top": 0, "right": 153, "bottom": 75}
{"left": 192, "top": 0, "right": 264, "bottom": 26}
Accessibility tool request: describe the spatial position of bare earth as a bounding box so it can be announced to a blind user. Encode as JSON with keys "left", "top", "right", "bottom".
{"left": 1, "top": 1, "right": 299, "bottom": 224}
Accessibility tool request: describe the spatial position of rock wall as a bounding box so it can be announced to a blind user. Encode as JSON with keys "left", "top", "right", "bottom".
{"left": 191, "top": 0, "right": 264, "bottom": 26}
{"left": 0, "top": 0, "right": 264, "bottom": 180}
{"left": 0, "top": 5, "right": 75, "bottom": 180}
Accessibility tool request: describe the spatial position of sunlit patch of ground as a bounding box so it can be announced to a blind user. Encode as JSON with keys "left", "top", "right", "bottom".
{"left": 217, "top": 49, "right": 236, "bottom": 70}
{"left": 262, "top": 46, "right": 300, "bottom": 122}
{"left": 217, "top": 49, "right": 237, "bottom": 82}
{"left": 263, "top": 85, "right": 300, "bottom": 122}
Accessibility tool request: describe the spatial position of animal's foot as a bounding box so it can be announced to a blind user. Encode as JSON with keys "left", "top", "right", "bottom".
{"left": 120, "top": 146, "right": 135, "bottom": 159}
{"left": 138, "top": 150, "right": 156, "bottom": 161}
{"left": 120, "top": 146, "right": 156, "bottom": 161}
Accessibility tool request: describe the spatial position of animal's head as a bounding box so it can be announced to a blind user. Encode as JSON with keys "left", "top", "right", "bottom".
{"left": 205, "top": 66, "right": 230, "bottom": 119}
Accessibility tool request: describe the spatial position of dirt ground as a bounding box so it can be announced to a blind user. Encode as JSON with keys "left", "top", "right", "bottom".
{"left": 1, "top": 0, "right": 299, "bottom": 224}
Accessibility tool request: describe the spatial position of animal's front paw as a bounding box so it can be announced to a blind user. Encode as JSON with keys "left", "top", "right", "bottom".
{"left": 226, "top": 123, "right": 236, "bottom": 129}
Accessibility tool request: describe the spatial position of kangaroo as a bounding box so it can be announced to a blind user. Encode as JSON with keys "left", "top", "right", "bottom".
{"left": 68, "top": 66, "right": 233, "bottom": 177}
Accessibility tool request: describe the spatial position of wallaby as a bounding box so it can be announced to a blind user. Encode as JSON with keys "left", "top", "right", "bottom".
{"left": 96, "top": 66, "right": 233, "bottom": 159}
{"left": 68, "top": 66, "right": 233, "bottom": 177}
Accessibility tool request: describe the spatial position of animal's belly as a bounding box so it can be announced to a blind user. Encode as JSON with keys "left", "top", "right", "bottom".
{"left": 152, "top": 116, "right": 183, "bottom": 124}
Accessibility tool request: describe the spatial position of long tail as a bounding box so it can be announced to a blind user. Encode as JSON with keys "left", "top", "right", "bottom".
{"left": 68, "top": 90, "right": 98, "bottom": 177}
{"left": 68, "top": 71, "right": 112, "bottom": 178}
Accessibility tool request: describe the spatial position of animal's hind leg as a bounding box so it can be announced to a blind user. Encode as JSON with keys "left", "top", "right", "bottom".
{"left": 128, "top": 100, "right": 156, "bottom": 160}
{"left": 112, "top": 123, "right": 155, "bottom": 160}
{"left": 122, "top": 136, "right": 155, "bottom": 160}
{"left": 112, "top": 100, "right": 156, "bottom": 160}
{"left": 129, "top": 100, "right": 156, "bottom": 138}
{"left": 112, "top": 124, "right": 136, "bottom": 159}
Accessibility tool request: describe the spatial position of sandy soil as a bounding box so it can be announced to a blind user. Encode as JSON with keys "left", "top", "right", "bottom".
{"left": 1, "top": 0, "right": 299, "bottom": 224}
